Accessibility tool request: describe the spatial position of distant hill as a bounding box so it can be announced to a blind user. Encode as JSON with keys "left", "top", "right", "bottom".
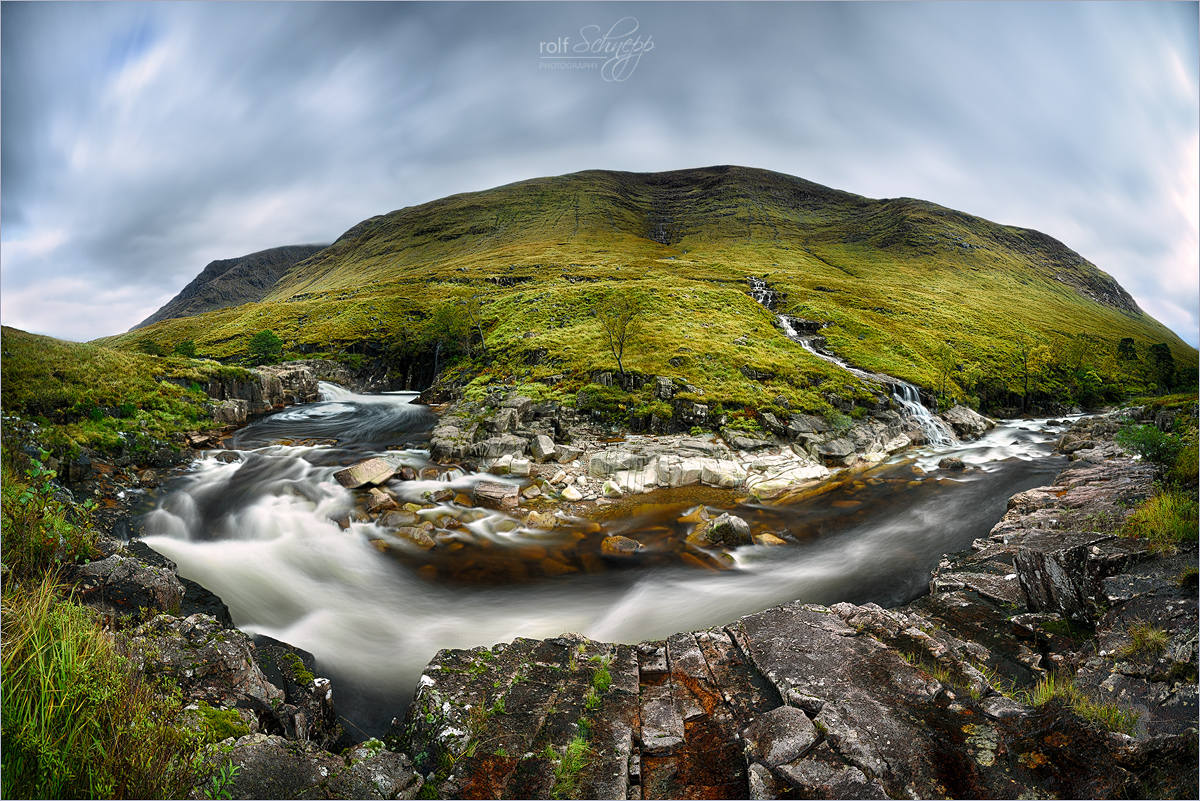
{"left": 131, "top": 244, "right": 327, "bottom": 330}
{"left": 110, "top": 166, "right": 1195, "bottom": 411}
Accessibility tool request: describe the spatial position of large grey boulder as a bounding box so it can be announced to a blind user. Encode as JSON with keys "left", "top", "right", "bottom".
{"left": 940, "top": 405, "right": 995, "bottom": 439}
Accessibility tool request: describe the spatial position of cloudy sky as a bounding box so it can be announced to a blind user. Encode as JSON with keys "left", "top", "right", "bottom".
{"left": 3, "top": 1, "right": 1197, "bottom": 346}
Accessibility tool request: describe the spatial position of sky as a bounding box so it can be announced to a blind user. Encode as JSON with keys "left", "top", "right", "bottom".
{"left": 2, "top": 1, "right": 1198, "bottom": 347}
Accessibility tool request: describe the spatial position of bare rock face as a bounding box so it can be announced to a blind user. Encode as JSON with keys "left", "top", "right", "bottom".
{"left": 255, "top": 363, "right": 320, "bottom": 404}
{"left": 474, "top": 480, "right": 519, "bottom": 510}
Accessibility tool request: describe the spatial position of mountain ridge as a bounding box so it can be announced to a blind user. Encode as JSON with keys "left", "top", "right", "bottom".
{"left": 111, "top": 165, "right": 1193, "bottom": 413}
{"left": 132, "top": 243, "right": 328, "bottom": 330}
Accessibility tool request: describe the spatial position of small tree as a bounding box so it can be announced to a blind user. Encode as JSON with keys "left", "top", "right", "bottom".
{"left": 247, "top": 330, "right": 283, "bottom": 365}
{"left": 1148, "top": 343, "right": 1177, "bottom": 394}
{"left": 597, "top": 293, "right": 642, "bottom": 376}
{"left": 934, "top": 342, "right": 957, "bottom": 404}
{"left": 457, "top": 293, "right": 489, "bottom": 359}
{"left": 173, "top": 340, "right": 197, "bottom": 358}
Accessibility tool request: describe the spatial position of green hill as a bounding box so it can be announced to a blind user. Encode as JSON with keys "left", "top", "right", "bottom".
{"left": 106, "top": 165, "right": 1196, "bottom": 415}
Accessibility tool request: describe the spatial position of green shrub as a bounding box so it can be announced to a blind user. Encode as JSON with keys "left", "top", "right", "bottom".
{"left": 1115, "top": 423, "right": 1183, "bottom": 464}
{"left": 1, "top": 450, "right": 98, "bottom": 580}
{"left": 173, "top": 340, "right": 198, "bottom": 358}
{"left": 575, "top": 383, "right": 629, "bottom": 423}
{"left": 1, "top": 578, "right": 199, "bottom": 798}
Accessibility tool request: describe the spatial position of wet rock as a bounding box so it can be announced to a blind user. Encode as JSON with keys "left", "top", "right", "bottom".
{"left": 70, "top": 553, "right": 185, "bottom": 619}
{"left": 395, "top": 527, "right": 436, "bottom": 550}
{"left": 364, "top": 487, "right": 396, "bottom": 513}
{"left": 475, "top": 481, "right": 519, "bottom": 510}
{"left": 561, "top": 485, "right": 583, "bottom": 501}
{"left": 334, "top": 458, "right": 396, "bottom": 489}
{"left": 940, "top": 405, "right": 995, "bottom": 439}
{"left": 938, "top": 456, "right": 966, "bottom": 470}
{"left": 699, "top": 513, "right": 753, "bottom": 547}
{"left": 602, "top": 535, "right": 643, "bottom": 556}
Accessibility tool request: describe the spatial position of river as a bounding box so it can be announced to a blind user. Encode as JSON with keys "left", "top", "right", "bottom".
{"left": 139, "top": 384, "right": 1068, "bottom": 737}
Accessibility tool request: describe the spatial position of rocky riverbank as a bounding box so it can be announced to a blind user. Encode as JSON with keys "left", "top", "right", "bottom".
{"left": 384, "top": 409, "right": 1196, "bottom": 800}
{"left": 32, "top": 373, "right": 1196, "bottom": 799}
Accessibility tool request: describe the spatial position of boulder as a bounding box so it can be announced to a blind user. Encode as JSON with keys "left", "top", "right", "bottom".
{"left": 554, "top": 444, "right": 585, "bottom": 463}
{"left": 334, "top": 458, "right": 396, "bottom": 489}
{"left": 1014, "top": 530, "right": 1110, "bottom": 621}
{"left": 601, "top": 536, "right": 643, "bottom": 556}
{"left": 475, "top": 481, "right": 519, "bottom": 510}
{"left": 530, "top": 434, "right": 556, "bottom": 463}
{"left": 816, "top": 438, "right": 855, "bottom": 465}
{"left": 699, "top": 513, "right": 753, "bottom": 547}
{"left": 938, "top": 456, "right": 966, "bottom": 471}
{"left": 70, "top": 553, "right": 185, "bottom": 619}
{"left": 364, "top": 487, "right": 397, "bottom": 513}
{"left": 940, "top": 405, "right": 995, "bottom": 439}
{"left": 471, "top": 434, "right": 529, "bottom": 459}
{"left": 499, "top": 395, "right": 533, "bottom": 421}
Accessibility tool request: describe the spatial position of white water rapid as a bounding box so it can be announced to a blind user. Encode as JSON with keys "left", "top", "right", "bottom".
{"left": 139, "top": 383, "right": 1067, "bottom": 735}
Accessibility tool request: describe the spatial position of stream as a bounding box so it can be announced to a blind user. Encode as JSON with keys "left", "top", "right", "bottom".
{"left": 139, "top": 385, "right": 1069, "bottom": 737}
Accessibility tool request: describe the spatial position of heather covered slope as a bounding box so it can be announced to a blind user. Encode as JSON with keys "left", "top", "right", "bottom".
{"left": 108, "top": 166, "right": 1195, "bottom": 414}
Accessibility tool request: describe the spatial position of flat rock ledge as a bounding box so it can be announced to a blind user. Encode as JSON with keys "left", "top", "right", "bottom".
{"left": 390, "top": 410, "right": 1197, "bottom": 800}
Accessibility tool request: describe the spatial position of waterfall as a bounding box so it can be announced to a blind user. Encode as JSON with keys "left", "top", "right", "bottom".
{"left": 752, "top": 278, "right": 955, "bottom": 447}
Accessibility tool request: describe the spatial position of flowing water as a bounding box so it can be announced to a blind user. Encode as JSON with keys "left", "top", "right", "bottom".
{"left": 139, "top": 384, "right": 1068, "bottom": 736}
{"left": 749, "top": 276, "right": 955, "bottom": 446}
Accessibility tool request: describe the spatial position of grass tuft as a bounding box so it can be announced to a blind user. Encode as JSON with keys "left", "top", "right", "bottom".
{"left": 1121, "top": 488, "right": 1199, "bottom": 552}
{"left": 0, "top": 576, "right": 200, "bottom": 798}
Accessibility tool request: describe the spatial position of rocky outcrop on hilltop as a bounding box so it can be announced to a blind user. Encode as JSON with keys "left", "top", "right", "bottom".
{"left": 132, "top": 244, "right": 327, "bottom": 330}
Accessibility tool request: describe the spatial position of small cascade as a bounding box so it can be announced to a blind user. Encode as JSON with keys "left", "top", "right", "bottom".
{"left": 889, "top": 382, "right": 955, "bottom": 447}
{"left": 747, "top": 276, "right": 781, "bottom": 310}
{"left": 752, "top": 278, "right": 956, "bottom": 447}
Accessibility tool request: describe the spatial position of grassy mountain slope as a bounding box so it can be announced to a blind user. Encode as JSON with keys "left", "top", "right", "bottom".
{"left": 104, "top": 166, "right": 1195, "bottom": 414}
